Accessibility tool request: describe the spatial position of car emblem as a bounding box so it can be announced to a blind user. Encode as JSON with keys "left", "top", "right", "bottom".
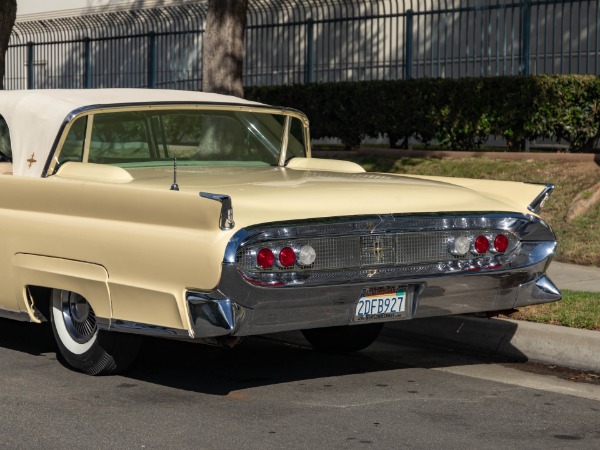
{"left": 27, "top": 153, "right": 37, "bottom": 168}
{"left": 366, "top": 239, "right": 392, "bottom": 263}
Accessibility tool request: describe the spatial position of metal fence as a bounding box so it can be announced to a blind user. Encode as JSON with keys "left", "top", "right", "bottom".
{"left": 6, "top": 0, "right": 600, "bottom": 91}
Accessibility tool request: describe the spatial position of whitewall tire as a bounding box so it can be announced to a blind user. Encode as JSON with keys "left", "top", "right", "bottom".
{"left": 50, "top": 289, "right": 142, "bottom": 375}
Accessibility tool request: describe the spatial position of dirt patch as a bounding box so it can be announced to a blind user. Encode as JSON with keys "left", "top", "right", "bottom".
{"left": 503, "top": 362, "right": 600, "bottom": 386}
{"left": 567, "top": 182, "right": 600, "bottom": 222}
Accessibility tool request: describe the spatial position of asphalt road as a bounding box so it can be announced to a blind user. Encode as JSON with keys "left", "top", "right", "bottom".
{"left": 1, "top": 319, "right": 599, "bottom": 450}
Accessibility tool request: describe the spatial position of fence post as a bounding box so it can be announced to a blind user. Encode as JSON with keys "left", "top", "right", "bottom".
{"left": 148, "top": 31, "right": 157, "bottom": 88}
{"left": 26, "top": 42, "right": 34, "bottom": 89}
{"left": 404, "top": 10, "right": 414, "bottom": 80}
{"left": 84, "top": 38, "right": 92, "bottom": 88}
{"left": 305, "top": 19, "right": 314, "bottom": 84}
{"left": 520, "top": 0, "right": 531, "bottom": 76}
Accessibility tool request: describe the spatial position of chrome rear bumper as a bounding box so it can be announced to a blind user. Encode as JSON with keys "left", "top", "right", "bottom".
{"left": 186, "top": 250, "right": 560, "bottom": 339}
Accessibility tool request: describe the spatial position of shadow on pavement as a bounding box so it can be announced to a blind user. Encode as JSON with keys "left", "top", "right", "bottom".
{"left": 121, "top": 318, "right": 525, "bottom": 395}
{"left": 0, "top": 318, "right": 55, "bottom": 355}
{"left": 0, "top": 316, "right": 525, "bottom": 396}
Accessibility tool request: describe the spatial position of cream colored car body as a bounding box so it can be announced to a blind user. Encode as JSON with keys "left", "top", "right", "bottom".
{"left": 0, "top": 89, "right": 557, "bottom": 345}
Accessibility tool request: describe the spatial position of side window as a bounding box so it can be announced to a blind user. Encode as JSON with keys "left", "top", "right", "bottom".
{"left": 58, "top": 116, "right": 87, "bottom": 165}
{"left": 0, "top": 115, "right": 12, "bottom": 162}
{"left": 89, "top": 113, "right": 152, "bottom": 163}
{"left": 287, "top": 117, "right": 306, "bottom": 159}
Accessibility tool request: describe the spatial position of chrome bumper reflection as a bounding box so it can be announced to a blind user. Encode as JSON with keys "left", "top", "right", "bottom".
{"left": 186, "top": 256, "right": 560, "bottom": 339}
{"left": 186, "top": 293, "right": 245, "bottom": 338}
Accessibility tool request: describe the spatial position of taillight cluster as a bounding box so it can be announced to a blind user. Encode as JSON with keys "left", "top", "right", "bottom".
{"left": 250, "top": 233, "right": 512, "bottom": 272}
{"left": 256, "top": 244, "right": 316, "bottom": 269}
{"left": 452, "top": 233, "right": 510, "bottom": 256}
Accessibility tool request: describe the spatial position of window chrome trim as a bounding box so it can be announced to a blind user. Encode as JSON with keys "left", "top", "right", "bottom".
{"left": 44, "top": 102, "right": 311, "bottom": 177}
{"left": 278, "top": 115, "right": 291, "bottom": 167}
{"left": 82, "top": 114, "right": 94, "bottom": 163}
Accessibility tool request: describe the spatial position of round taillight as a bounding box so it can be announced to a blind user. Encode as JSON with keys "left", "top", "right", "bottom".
{"left": 494, "top": 234, "right": 509, "bottom": 253}
{"left": 279, "top": 247, "right": 296, "bottom": 267}
{"left": 474, "top": 235, "right": 489, "bottom": 254}
{"left": 257, "top": 248, "right": 275, "bottom": 269}
{"left": 298, "top": 244, "right": 317, "bottom": 265}
{"left": 452, "top": 236, "right": 470, "bottom": 255}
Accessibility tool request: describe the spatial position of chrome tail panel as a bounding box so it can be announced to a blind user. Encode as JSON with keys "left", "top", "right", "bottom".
{"left": 185, "top": 212, "right": 560, "bottom": 339}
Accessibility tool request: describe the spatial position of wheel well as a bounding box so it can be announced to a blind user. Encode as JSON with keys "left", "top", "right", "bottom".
{"left": 27, "top": 286, "right": 53, "bottom": 322}
{"left": 14, "top": 254, "right": 112, "bottom": 322}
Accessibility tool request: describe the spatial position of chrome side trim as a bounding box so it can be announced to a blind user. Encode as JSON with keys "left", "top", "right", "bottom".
{"left": 200, "top": 192, "right": 235, "bottom": 230}
{"left": 527, "top": 183, "right": 555, "bottom": 214}
{"left": 0, "top": 308, "right": 32, "bottom": 322}
{"left": 96, "top": 317, "right": 189, "bottom": 338}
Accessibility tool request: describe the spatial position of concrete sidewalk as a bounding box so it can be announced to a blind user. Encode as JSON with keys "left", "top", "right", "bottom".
{"left": 547, "top": 261, "right": 600, "bottom": 292}
{"left": 394, "top": 261, "right": 600, "bottom": 373}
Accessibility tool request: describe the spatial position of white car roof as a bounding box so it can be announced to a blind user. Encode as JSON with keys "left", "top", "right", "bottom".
{"left": 0, "top": 89, "right": 267, "bottom": 177}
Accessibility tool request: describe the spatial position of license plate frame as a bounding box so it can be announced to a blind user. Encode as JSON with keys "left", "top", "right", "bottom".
{"left": 353, "top": 285, "right": 411, "bottom": 323}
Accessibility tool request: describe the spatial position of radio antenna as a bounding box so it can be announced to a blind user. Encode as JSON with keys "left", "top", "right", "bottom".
{"left": 170, "top": 157, "right": 179, "bottom": 191}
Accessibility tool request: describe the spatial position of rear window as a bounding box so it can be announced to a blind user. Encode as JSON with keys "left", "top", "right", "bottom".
{"left": 53, "top": 108, "right": 308, "bottom": 171}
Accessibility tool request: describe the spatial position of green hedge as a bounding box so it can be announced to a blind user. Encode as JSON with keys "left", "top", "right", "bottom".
{"left": 245, "top": 75, "right": 600, "bottom": 152}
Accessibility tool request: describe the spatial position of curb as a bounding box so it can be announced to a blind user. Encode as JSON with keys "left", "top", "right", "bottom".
{"left": 388, "top": 315, "right": 600, "bottom": 373}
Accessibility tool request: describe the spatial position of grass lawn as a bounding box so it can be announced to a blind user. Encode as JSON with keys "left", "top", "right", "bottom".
{"left": 325, "top": 154, "right": 600, "bottom": 267}
{"left": 508, "top": 290, "right": 600, "bottom": 330}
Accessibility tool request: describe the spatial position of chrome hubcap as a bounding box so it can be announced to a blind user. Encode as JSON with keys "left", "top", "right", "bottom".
{"left": 61, "top": 292, "right": 97, "bottom": 343}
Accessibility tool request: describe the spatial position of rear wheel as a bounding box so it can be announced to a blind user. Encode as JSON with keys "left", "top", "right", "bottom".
{"left": 301, "top": 323, "right": 384, "bottom": 353}
{"left": 50, "top": 289, "right": 142, "bottom": 375}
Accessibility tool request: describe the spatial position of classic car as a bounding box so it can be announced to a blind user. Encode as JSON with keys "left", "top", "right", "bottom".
{"left": 0, "top": 89, "right": 559, "bottom": 375}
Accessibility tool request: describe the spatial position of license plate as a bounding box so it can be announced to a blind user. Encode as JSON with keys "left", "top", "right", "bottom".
{"left": 354, "top": 286, "right": 407, "bottom": 322}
